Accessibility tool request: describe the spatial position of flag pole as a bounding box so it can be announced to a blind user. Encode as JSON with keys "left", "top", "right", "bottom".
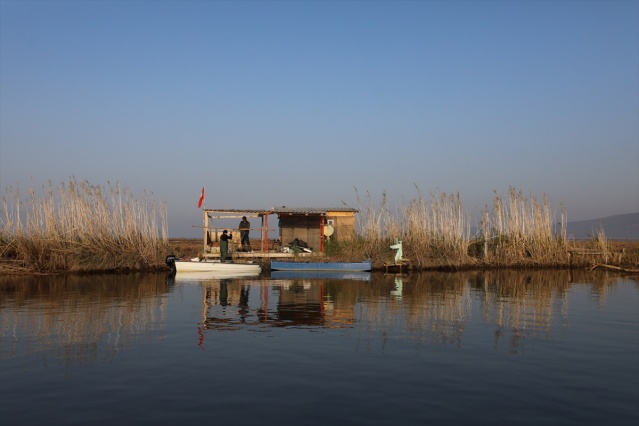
{"left": 200, "top": 186, "right": 206, "bottom": 256}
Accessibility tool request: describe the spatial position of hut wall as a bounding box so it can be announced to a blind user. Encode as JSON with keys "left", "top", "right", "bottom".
{"left": 326, "top": 214, "right": 356, "bottom": 240}
{"left": 280, "top": 215, "right": 322, "bottom": 251}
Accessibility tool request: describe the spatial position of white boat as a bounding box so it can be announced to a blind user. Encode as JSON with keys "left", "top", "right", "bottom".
{"left": 166, "top": 255, "right": 261, "bottom": 275}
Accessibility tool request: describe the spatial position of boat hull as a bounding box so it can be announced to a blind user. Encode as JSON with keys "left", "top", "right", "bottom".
{"left": 270, "top": 261, "right": 372, "bottom": 272}
{"left": 173, "top": 260, "right": 261, "bottom": 274}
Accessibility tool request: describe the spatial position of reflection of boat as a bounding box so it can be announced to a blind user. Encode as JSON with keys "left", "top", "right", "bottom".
{"left": 166, "top": 255, "right": 261, "bottom": 275}
{"left": 172, "top": 270, "right": 261, "bottom": 282}
{"left": 270, "top": 271, "right": 371, "bottom": 281}
{"left": 270, "top": 260, "right": 372, "bottom": 272}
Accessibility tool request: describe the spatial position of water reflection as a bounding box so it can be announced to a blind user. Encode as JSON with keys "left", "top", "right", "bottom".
{"left": 0, "top": 273, "right": 170, "bottom": 363}
{"left": 196, "top": 272, "right": 384, "bottom": 331}
{"left": 194, "top": 269, "right": 637, "bottom": 352}
{"left": 1, "top": 270, "right": 636, "bottom": 361}
{"left": 270, "top": 270, "right": 371, "bottom": 280}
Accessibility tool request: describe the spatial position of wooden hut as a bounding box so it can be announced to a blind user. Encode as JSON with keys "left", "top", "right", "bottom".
{"left": 272, "top": 207, "right": 358, "bottom": 253}
{"left": 201, "top": 208, "right": 273, "bottom": 254}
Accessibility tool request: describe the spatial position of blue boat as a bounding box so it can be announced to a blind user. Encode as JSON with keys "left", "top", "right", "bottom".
{"left": 270, "top": 260, "right": 372, "bottom": 272}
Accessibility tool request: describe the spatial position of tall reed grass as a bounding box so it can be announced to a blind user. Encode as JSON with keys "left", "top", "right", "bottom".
{"left": 1, "top": 180, "right": 625, "bottom": 273}
{"left": 478, "top": 187, "right": 569, "bottom": 266}
{"left": 347, "top": 186, "right": 606, "bottom": 269}
{"left": 1, "top": 179, "right": 170, "bottom": 273}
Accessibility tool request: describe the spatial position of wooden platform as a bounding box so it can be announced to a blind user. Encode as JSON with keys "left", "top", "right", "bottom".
{"left": 203, "top": 251, "right": 315, "bottom": 260}
{"left": 383, "top": 261, "right": 410, "bottom": 273}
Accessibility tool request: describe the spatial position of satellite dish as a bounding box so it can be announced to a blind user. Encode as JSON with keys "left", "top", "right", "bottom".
{"left": 324, "top": 224, "right": 334, "bottom": 237}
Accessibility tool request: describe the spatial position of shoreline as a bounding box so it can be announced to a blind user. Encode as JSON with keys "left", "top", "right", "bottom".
{"left": 1, "top": 238, "right": 636, "bottom": 276}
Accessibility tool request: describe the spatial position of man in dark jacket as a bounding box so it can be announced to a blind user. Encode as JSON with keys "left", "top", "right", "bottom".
{"left": 239, "top": 216, "right": 251, "bottom": 252}
{"left": 220, "top": 230, "right": 232, "bottom": 262}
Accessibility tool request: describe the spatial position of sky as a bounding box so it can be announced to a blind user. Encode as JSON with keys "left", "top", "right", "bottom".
{"left": 1, "top": 0, "right": 638, "bottom": 238}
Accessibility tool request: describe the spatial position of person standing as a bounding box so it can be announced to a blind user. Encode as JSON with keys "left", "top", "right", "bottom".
{"left": 220, "top": 230, "right": 232, "bottom": 262}
{"left": 239, "top": 216, "right": 251, "bottom": 251}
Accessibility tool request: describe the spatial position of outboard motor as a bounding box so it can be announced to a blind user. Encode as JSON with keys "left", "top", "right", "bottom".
{"left": 166, "top": 254, "right": 178, "bottom": 274}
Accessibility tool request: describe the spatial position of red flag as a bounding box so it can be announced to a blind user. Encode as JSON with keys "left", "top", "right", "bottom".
{"left": 197, "top": 186, "right": 205, "bottom": 209}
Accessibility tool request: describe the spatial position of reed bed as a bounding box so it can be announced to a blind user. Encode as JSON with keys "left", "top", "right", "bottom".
{"left": 0, "top": 179, "right": 170, "bottom": 273}
{"left": 344, "top": 186, "right": 621, "bottom": 269}
{"left": 478, "top": 187, "right": 570, "bottom": 266}
{"left": 344, "top": 187, "right": 473, "bottom": 268}
{"left": 400, "top": 189, "right": 470, "bottom": 267}
{"left": 1, "top": 180, "right": 630, "bottom": 273}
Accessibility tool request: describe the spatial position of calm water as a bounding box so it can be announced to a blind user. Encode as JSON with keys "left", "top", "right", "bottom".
{"left": 1, "top": 270, "right": 637, "bottom": 426}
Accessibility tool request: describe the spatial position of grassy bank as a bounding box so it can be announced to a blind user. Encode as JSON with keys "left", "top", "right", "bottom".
{"left": 1, "top": 179, "right": 170, "bottom": 274}
{"left": 162, "top": 237, "right": 639, "bottom": 272}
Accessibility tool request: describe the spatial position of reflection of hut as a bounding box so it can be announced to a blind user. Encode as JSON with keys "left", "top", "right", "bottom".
{"left": 273, "top": 207, "right": 358, "bottom": 253}
{"left": 277, "top": 282, "right": 324, "bottom": 325}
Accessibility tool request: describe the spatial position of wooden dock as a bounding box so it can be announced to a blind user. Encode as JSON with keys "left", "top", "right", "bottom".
{"left": 203, "top": 250, "right": 316, "bottom": 261}
{"left": 383, "top": 261, "right": 410, "bottom": 273}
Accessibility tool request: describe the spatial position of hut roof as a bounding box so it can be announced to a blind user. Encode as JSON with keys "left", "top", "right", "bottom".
{"left": 202, "top": 207, "right": 358, "bottom": 215}
{"left": 272, "top": 207, "right": 358, "bottom": 215}
{"left": 203, "top": 208, "right": 272, "bottom": 214}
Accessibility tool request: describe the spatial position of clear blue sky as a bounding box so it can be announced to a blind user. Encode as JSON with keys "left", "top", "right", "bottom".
{"left": 1, "top": 0, "right": 638, "bottom": 238}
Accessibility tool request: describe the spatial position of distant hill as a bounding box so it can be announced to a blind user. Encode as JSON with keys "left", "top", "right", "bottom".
{"left": 566, "top": 212, "right": 639, "bottom": 240}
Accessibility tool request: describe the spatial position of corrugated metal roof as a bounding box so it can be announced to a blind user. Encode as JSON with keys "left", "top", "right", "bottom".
{"left": 202, "top": 207, "right": 358, "bottom": 215}
{"left": 203, "top": 209, "right": 272, "bottom": 214}
{"left": 272, "top": 207, "right": 358, "bottom": 214}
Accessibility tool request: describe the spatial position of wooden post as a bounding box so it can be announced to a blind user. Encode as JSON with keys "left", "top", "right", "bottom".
{"left": 203, "top": 210, "right": 208, "bottom": 255}
{"left": 320, "top": 217, "right": 325, "bottom": 252}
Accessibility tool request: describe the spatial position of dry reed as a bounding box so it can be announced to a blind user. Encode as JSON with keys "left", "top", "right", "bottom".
{"left": 478, "top": 187, "right": 569, "bottom": 266}
{"left": 345, "top": 186, "right": 619, "bottom": 269}
{"left": 349, "top": 186, "right": 473, "bottom": 268}
{"left": 2, "top": 180, "right": 629, "bottom": 273}
{"left": 0, "top": 178, "right": 170, "bottom": 273}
